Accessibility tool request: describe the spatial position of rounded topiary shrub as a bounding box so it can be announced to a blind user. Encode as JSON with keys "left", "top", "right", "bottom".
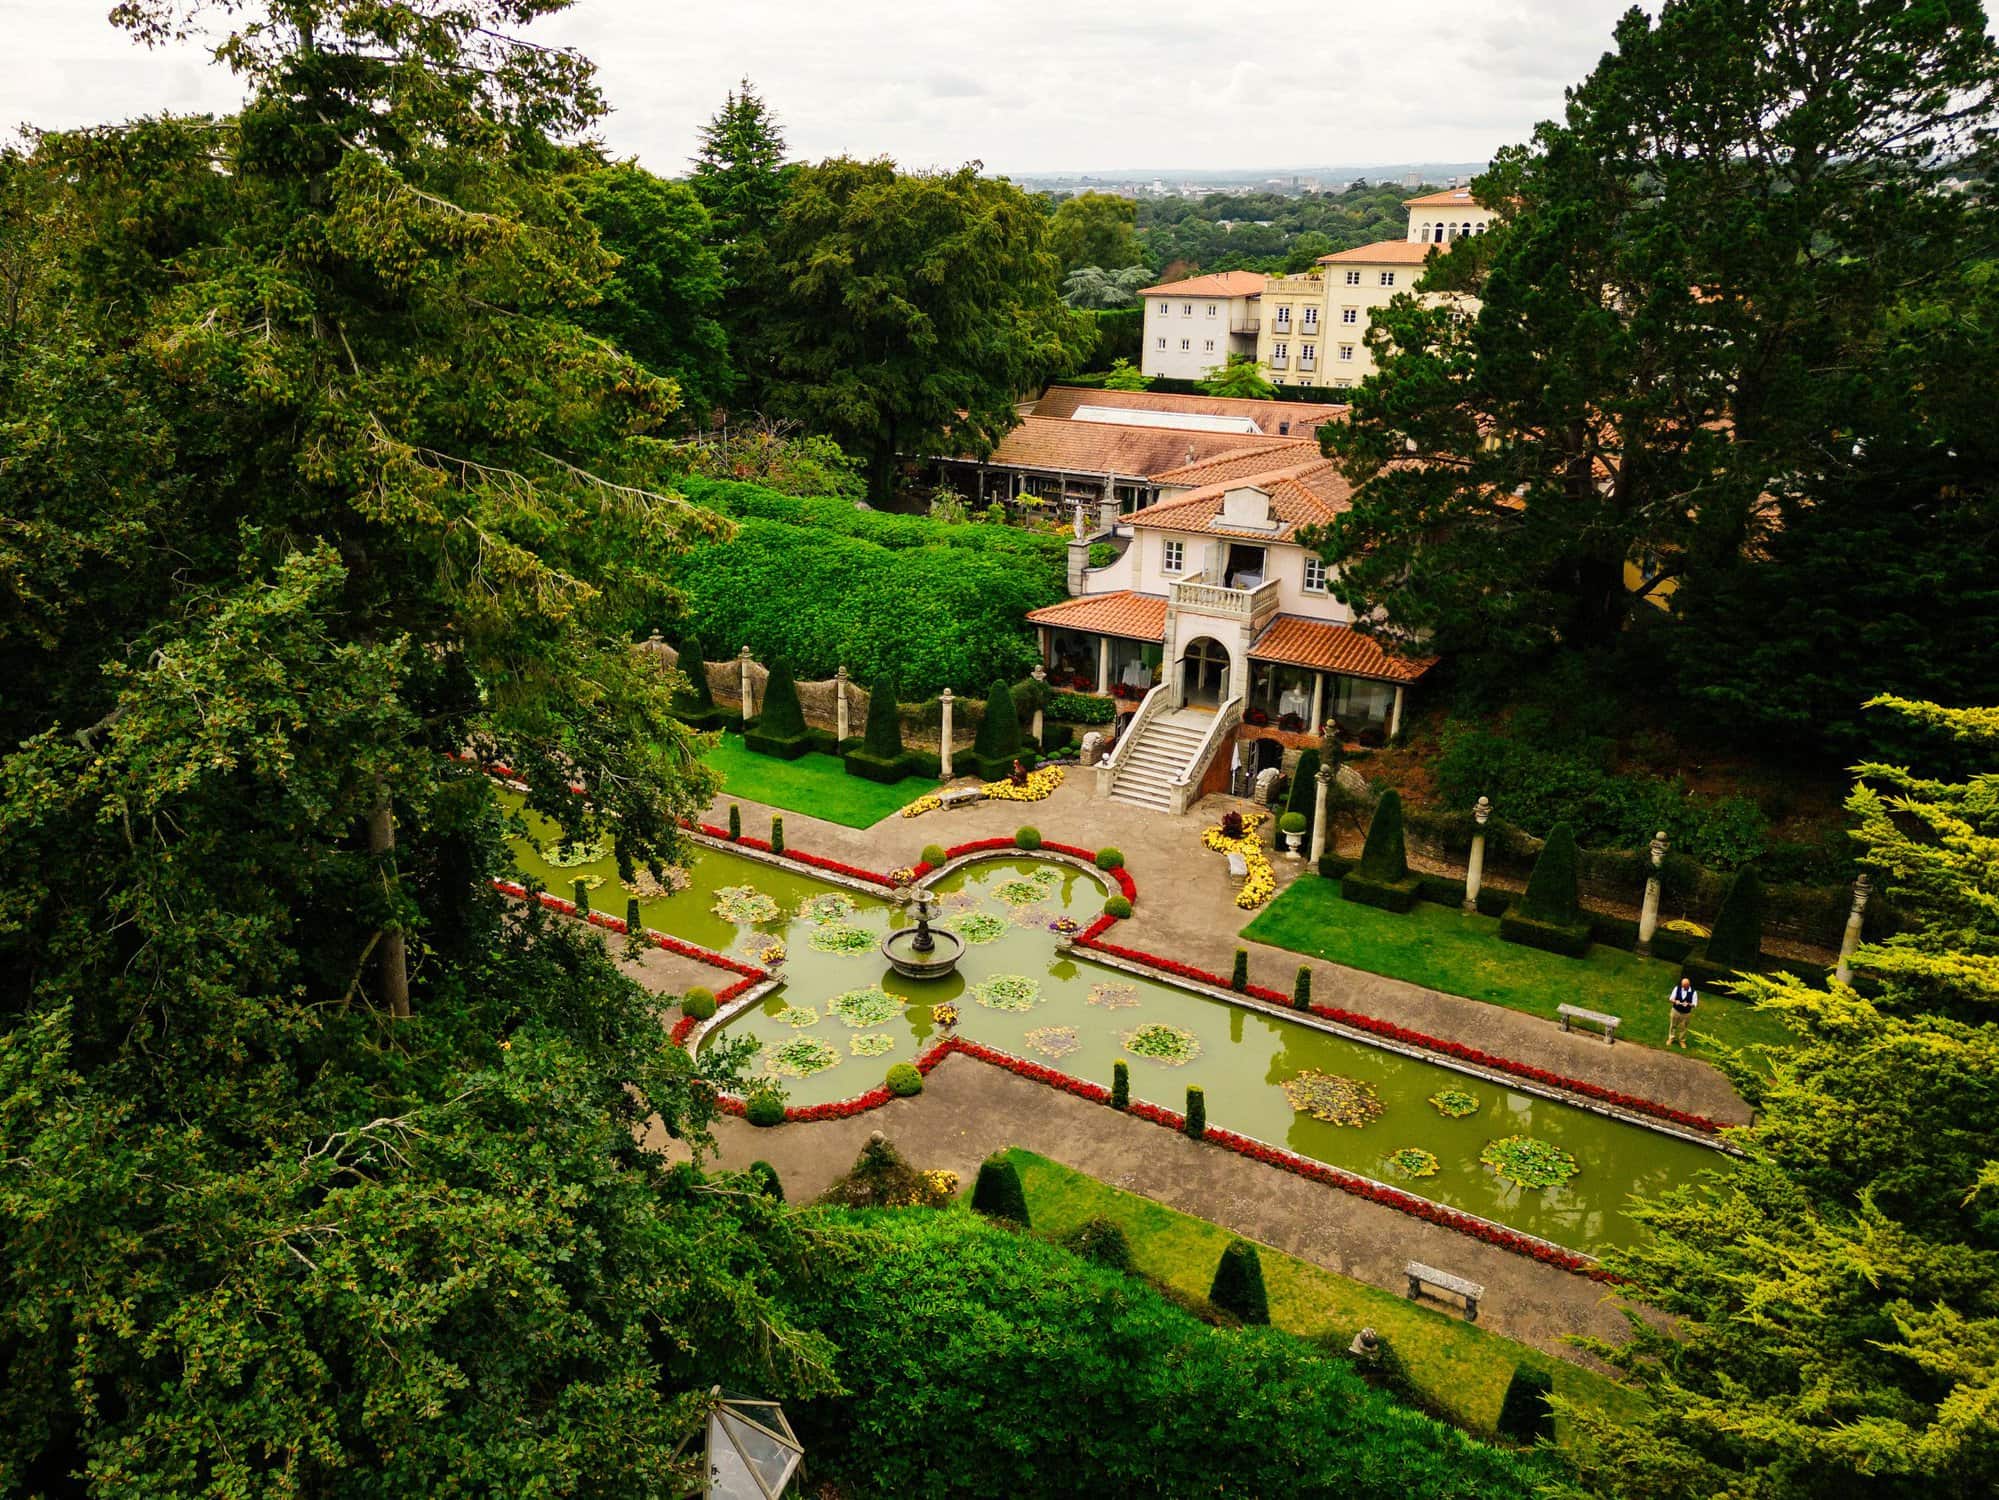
{"left": 745, "top": 1091, "right": 786, "bottom": 1128}
{"left": 885, "top": 1062, "right": 923, "bottom": 1098}
{"left": 1094, "top": 847, "right": 1125, "bottom": 870}
{"left": 1279, "top": 811, "right": 1307, "bottom": 835}
{"left": 1015, "top": 826, "right": 1042, "bottom": 850}
{"left": 970, "top": 1153, "right": 1031, "bottom": 1227}
{"left": 746, "top": 1159, "right": 784, "bottom": 1201}
{"left": 1062, "top": 1216, "right": 1134, "bottom": 1272}
{"left": 1208, "top": 1238, "right": 1270, "bottom": 1325}
{"left": 1103, "top": 895, "right": 1132, "bottom": 919}
{"left": 681, "top": 987, "right": 717, "bottom": 1021}
{"left": 921, "top": 843, "right": 948, "bottom": 867}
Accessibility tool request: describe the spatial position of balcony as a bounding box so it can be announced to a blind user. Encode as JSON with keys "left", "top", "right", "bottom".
{"left": 1268, "top": 353, "right": 1289, "bottom": 369}
{"left": 1171, "top": 573, "right": 1282, "bottom": 622}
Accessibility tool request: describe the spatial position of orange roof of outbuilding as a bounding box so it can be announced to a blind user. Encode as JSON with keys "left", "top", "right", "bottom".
{"left": 1402, "top": 188, "right": 1487, "bottom": 209}
{"left": 1033, "top": 385, "right": 1345, "bottom": 436}
{"left": 1127, "top": 460, "right": 1355, "bottom": 541}
{"left": 1248, "top": 616, "right": 1437, "bottom": 683}
{"left": 1152, "top": 440, "right": 1325, "bottom": 488}
{"left": 1025, "top": 591, "right": 1169, "bottom": 642}
{"left": 1317, "top": 239, "right": 1444, "bottom": 266}
{"left": 1136, "top": 270, "right": 1269, "bottom": 299}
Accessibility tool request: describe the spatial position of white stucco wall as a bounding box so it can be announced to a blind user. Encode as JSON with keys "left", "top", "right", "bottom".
{"left": 1140, "top": 293, "right": 1258, "bottom": 381}
{"left": 1102, "top": 528, "right": 1351, "bottom": 625}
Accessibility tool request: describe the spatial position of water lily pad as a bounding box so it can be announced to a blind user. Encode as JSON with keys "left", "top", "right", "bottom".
{"left": 1281, "top": 1070, "right": 1384, "bottom": 1127}
{"left": 828, "top": 987, "right": 902, "bottom": 1028}
{"left": 946, "top": 911, "right": 1009, "bottom": 944}
{"left": 797, "top": 892, "right": 857, "bottom": 923}
{"left": 808, "top": 922, "right": 877, "bottom": 955}
{"left": 543, "top": 835, "right": 612, "bottom": 868}
{"left": 1428, "top": 1088, "right": 1481, "bottom": 1119}
{"left": 1386, "top": 1147, "right": 1440, "bottom": 1178}
{"left": 1024, "top": 1026, "right": 1081, "bottom": 1060}
{"left": 1481, "top": 1136, "right": 1580, "bottom": 1189}
{"left": 764, "top": 1037, "right": 840, "bottom": 1078}
{"left": 972, "top": 974, "right": 1041, "bottom": 1012}
{"left": 1086, "top": 982, "right": 1140, "bottom": 1010}
{"left": 713, "top": 885, "right": 781, "bottom": 924}
{"left": 850, "top": 1033, "right": 897, "bottom": 1058}
{"left": 770, "top": 1004, "right": 818, "bottom": 1028}
{"left": 629, "top": 865, "right": 689, "bottom": 899}
{"left": 994, "top": 878, "right": 1047, "bottom": 906}
{"left": 1122, "top": 1022, "right": 1200, "bottom": 1066}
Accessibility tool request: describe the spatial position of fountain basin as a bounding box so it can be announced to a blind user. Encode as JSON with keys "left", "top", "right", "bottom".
{"left": 881, "top": 924, "right": 967, "bottom": 980}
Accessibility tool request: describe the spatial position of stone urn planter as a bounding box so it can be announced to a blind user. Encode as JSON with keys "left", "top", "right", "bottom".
{"left": 1279, "top": 812, "right": 1307, "bottom": 860}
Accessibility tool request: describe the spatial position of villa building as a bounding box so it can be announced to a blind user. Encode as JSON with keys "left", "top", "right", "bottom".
{"left": 1026, "top": 442, "right": 1435, "bottom": 812}
{"left": 1135, "top": 270, "right": 1266, "bottom": 381}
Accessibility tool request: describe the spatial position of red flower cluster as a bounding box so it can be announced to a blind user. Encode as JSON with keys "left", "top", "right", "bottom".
{"left": 1072, "top": 932, "right": 1724, "bottom": 1135}
{"left": 1041, "top": 841, "right": 1096, "bottom": 861}
{"left": 669, "top": 1014, "right": 697, "bottom": 1046}
{"left": 948, "top": 1038, "right": 1112, "bottom": 1106}
{"left": 1111, "top": 868, "right": 1138, "bottom": 900}
{"left": 944, "top": 837, "right": 1018, "bottom": 858}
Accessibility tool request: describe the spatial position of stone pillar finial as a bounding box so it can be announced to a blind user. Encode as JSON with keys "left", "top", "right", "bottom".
{"left": 1309, "top": 761, "right": 1333, "bottom": 865}
{"left": 1850, "top": 872, "right": 1873, "bottom": 916}
{"left": 1649, "top": 830, "right": 1668, "bottom": 868}
{"left": 1473, "top": 794, "right": 1491, "bottom": 826}
{"left": 1029, "top": 664, "right": 1047, "bottom": 745}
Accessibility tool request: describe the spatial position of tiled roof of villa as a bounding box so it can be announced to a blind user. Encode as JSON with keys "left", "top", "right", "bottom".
{"left": 1125, "top": 460, "right": 1355, "bottom": 541}
{"left": 1402, "top": 188, "right": 1485, "bottom": 209}
{"left": 1135, "top": 270, "right": 1268, "bottom": 299}
{"left": 1249, "top": 616, "right": 1437, "bottom": 684}
{"left": 1151, "top": 439, "right": 1324, "bottom": 488}
{"left": 1317, "top": 239, "right": 1447, "bottom": 265}
{"left": 978, "top": 416, "right": 1308, "bottom": 479}
{"left": 1032, "top": 385, "right": 1346, "bottom": 435}
{"left": 1025, "top": 591, "right": 1168, "bottom": 642}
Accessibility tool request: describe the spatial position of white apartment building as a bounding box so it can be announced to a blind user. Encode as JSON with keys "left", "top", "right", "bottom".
{"left": 1136, "top": 271, "right": 1267, "bottom": 381}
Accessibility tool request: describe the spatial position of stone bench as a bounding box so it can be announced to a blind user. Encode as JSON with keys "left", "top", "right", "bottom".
{"left": 1557, "top": 1002, "right": 1622, "bottom": 1044}
{"left": 939, "top": 787, "right": 985, "bottom": 810}
{"left": 1226, "top": 852, "right": 1249, "bottom": 878}
{"left": 1405, "top": 1260, "right": 1484, "bottom": 1322}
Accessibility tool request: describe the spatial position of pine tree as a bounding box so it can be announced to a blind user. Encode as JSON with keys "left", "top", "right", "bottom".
{"left": 690, "top": 79, "right": 788, "bottom": 255}
{"left": 1208, "top": 1239, "right": 1271, "bottom": 1324}
{"left": 1358, "top": 789, "right": 1410, "bottom": 881}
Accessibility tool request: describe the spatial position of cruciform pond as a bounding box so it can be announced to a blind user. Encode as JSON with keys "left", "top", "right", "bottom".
{"left": 509, "top": 817, "right": 1725, "bottom": 1255}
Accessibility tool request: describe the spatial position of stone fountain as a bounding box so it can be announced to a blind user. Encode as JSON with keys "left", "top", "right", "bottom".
{"left": 880, "top": 886, "right": 966, "bottom": 981}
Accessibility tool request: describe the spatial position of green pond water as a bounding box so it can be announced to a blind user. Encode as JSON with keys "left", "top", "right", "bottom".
{"left": 508, "top": 815, "right": 1725, "bottom": 1254}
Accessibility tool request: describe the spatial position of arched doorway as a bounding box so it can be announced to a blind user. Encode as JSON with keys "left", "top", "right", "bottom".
{"left": 1179, "top": 636, "right": 1232, "bottom": 708}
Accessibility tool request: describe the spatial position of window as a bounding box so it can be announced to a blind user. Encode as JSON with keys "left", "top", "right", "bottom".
{"left": 1272, "top": 341, "right": 1288, "bottom": 362}
{"left": 1342, "top": 307, "right": 1358, "bottom": 324}
{"left": 1204, "top": 339, "right": 1215, "bottom": 352}
{"left": 1303, "top": 555, "right": 1328, "bottom": 593}
{"left": 1345, "top": 270, "right": 1362, "bottom": 285}
{"left": 1183, "top": 303, "right": 1193, "bottom": 315}
{"left": 1339, "top": 344, "right": 1355, "bottom": 361}
{"left": 1155, "top": 301, "right": 1168, "bottom": 316}
{"left": 1301, "top": 343, "right": 1316, "bottom": 364}
{"left": 1162, "top": 539, "right": 1184, "bottom": 574}
{"left": 1274, "top": 307, "right": 1291, "bottom": 327}
{"left": 1303, "top": 307, "right": 1318, "bottom": 328}
{"left": 1180, "top": 338, "right": 1190, "bottom": 350}
{"left": 1156, "top": 336, "right": 1166, "bottom": 349}
{"left": 1379, "top": 271, "right": 1396, "bottom": 286}
{"left": 1206, "top": 303, "right": 1217, "bottom": 316}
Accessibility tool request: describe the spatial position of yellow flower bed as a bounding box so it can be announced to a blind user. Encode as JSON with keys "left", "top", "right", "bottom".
{"left": 900, "top": 793, "right": 942, "bottom": 819}
{"left": 1202, "top": 812, "right": 1276, "bottom": 909}
{"left": 981, "top": 764, "right": 1065, "bottom": 802}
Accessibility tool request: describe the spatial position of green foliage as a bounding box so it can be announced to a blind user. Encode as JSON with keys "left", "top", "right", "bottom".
{"left": 1094, "top": 847, "right": 1125, "bottom": 869}
{"left": 1294, "top": 966, "right": 1313, "bottom": 1010}
{"left": 1104, "top": 895, "right": 1133, "bottom": 919}
{"left": 970, "top": 1154, "right": 1031, "bottom": 1226}
{"left": 728, "top": 804, "right": 743, "bottom": 840}
{"left": 1570, "top": 698, "right": 1999, "bottom": 1500}
{"left": 758, "top": 157, "right": 1093, "bottom": 502}
{"left": 1208, "top": 1239, "right": 1271, "bottom": 1325}
{"left": 1704, "top": 868, "right": 1764, "bottom": 971}
{"left": 1185, "top": 1085, "right": 1207, "bottom": 1140}
{"left": 1519, "top": 823, "right": 1580, "bottom": 926}
{"left": 746, "top": 1160, "right": 784, "bottom": 1201}
{"left": 782, "top": 1209, "right": 1542, "bottom": 1498}
{"left": 863, "top": 674, "right": 906, "bottom": 759}
{"left": 770, "top": 815, "right": 785, "bottom": 854}
{"left": 1049, "top": 192, "right": 1142, "bottom": 273}
{"left": 1051, "top": 691, "right": 1117, "bottom": 725}
{"left": 675, "top": 631, "right": 715, "bottom": 708}
{"left": 885, "top": 1062, "right": 923, "bottom": 1098}
{"left": 1061, "top": 1216, "right": 1135, "bottom": 1272}
{"left": 681, "top": 988, "right": 718, "bottom": 1021}
{"left": 1495, "top": 1365, "right": 1555, "bottom": 1446}
{"left": 670, "top": 514, "right": 1061, "bottom": 696}
{"left": 663, "top": 424, "right": 866, "bottom": 505}
{"left": 1102, "top": 356, "right": 1151, "bottom": 391}
{"left": 1198, "top": 352, "right": 1278, "bottom": 400}
{"left": 574, "top": 878, "right": 591, "bottom": 915}
{"left": 1136, "top": 181, "right": 1431, "bottom": 277}
{"left": 756, "top": 661, "right": 806, "bottom": 739}
{"left": 1112, "top": 1059, "right": 1130, "bottom": 1109}
{"left": 1286, "top": 748, "right": 1322, "bottom": 843}
{"left": 745, "top": 1089, "right": 787, "bottom": 1127}
{"left": 1014, "top": 826, "right": 1042, "bottom": 850}
{"left": 676, "top": 474, "right": 1065, "bottom": 566}
{"left": 976, "top": 678, "right": 1022, "bottom": 760}
{"left": 1359, "top": 790, "right": 1411, "bottom": 881}
{"left": 1060, "top": 264, "right": 1152, "bottom": 309}
{"left": 1280, "top": 811, "right": 1308, "bottom": 835}
{"left": 920, "top": 843, "right": 948, "bottom": 867}
{"left": 1230, "top": 950, "right": 1249, "bottom": 992}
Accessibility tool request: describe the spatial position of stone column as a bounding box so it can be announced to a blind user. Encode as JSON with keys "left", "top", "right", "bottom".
{"left": 1309, "top": 672, "right": 1325, "bottom": 737}
{"left": 1309, "top": 761, "right": 1334, "bottom": 864}
{"left": 835, "top": 665, "right": 850, "bottom": 743}
{"left": 1096, "top": 636, "right": 1111, "bottom": 696}
{"left": 1388, "top": 684, "right": 1406, "bottom": 741}
{"left": 1636, "top": 830, "right": 1668, "bottom": 955}
{"left": 1030, "top": 664, "right": 1047, "bottom": 746}
{"left": 939, "top": 688, "right": 955, "bottom": 780}
{"left": 737, "top": 646, "right": 755, "bottom": 721}
{"left": 1462, "top": 796, "right": 1492, "bottom": 914}
{"left": 1836, "top": 874, "right": 1872, "bottom": 986}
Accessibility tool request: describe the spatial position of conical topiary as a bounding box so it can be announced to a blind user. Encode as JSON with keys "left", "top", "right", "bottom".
{"left": 970, "top": 1153, "right": 1031, "bottom": 1227}
{"left": 677, "top": 631, "right": 713, "bottom": 706}
{"left": 1706, "top": 867, "right": 1764, "bottom": 970}
{"left": 1358, "top": 789, "right": 1410, "bottom": 882}
{"left": 863, "top": 675, "right": 905, "bottom": 757}
{"left": 1285, "top": 749, "right": 1321, "bottom": 844}
{"left": 973, "top": 676, "right": 1020, "bottom": 761}
{"left": 1208, "top": 1238, "right": 1270, "bottom": 1324}
{"left": 1519, "top": 823, "right": 1580, "bottom": 926}
{"left": 1495, "top": 1364, "right": 1556, "bottom": 1445}
{"left": 757, "top": 660, "right": 806, "bottom": 739}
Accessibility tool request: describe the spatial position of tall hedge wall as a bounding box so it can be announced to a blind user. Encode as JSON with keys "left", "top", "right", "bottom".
{"left": 668, "top": 514, "right": 1062, "bottom": 697}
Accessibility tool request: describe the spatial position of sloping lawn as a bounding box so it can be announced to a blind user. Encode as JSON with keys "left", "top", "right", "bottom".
{"left": 1006, "top": 1148, "right": 1643, "bottom": 1442}
{"left": 705, "top": 733, "right": 934, "bottom": 829}
{"left": 1243, "top": 877, "right": 1798, "bottom": 1056}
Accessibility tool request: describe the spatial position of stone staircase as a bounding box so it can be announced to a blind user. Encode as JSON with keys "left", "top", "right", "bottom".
{"left": 1106, "top": 710, "right": 1215, "bottom": 811}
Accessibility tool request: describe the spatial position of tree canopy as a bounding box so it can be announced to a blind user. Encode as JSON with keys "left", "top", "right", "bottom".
{"left": 1047, "top": 190, "right": 1142, "bottom": 273}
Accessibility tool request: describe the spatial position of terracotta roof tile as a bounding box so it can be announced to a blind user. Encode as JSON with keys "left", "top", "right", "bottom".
{"left": 1127, "top": 460, "right": 1355, "bottom": 541}
{"left": 1402, "top": 188, "right": 1486, "bottom": 209}
{"left": 1317, "top": 239, "right": 1446, "bottom": 265}
{"left": 1136, "top": 270, "right": 1268, "bottom": 299}
{"left": 977, "top": 416, "right": 1309, "bottom": 479}
{"left": 1025, "top": 591, "right": 1168, "bottom": 642}
{"left": 1033, "top": 385, "right": 1345, "bottom": 436}
{"left": 1152, "top": 440, "right": 1324, "bottom": 487}
{"left": 1249, "top": 615, "right": 1436, "bottom": 683}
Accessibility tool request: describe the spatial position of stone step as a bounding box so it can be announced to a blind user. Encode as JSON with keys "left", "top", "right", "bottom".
{"left": 1109, "top": 786, "right": 1172, "bottom": 810}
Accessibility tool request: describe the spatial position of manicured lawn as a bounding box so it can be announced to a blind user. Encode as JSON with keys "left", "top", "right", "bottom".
{"left": 1242, "top": 877, "right": 1799, "bottom": 1057}
{"left": 1006, "top": 1148, "right": 1643, "bottom": 1441}
{"left": 705, "top": 733, "right": 934, "bottom": 829}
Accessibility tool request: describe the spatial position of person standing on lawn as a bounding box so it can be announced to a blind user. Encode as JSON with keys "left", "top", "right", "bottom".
{"left": 1667, "top": 977, "right": 1698, "bottom": 1048}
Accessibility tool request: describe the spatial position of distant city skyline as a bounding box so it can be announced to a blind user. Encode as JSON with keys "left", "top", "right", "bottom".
{"left": 4, "top": 0, "right": 1638, "bottom": 174}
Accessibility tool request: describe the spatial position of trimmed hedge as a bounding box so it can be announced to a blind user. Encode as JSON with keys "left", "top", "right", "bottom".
{"left": 1049, "top": 691, "right": 1117, "bottom": 724}
{"left": 1341, "top": 870, "right": 1423, "bottom": 914}
{"left": 1358, "top": 790, "right": 1411, "bottom": 881}
{"left": 1062, "top": 1216, "right": 1135, "bottom": 1272}
{"left": 681, "top": 988, "right": 717, "bottom": 1021}
{"left": 844, "top": 749, "right": 918, "bottom": 783}
{"left": 1497, "top": 908, "right": 1593, "bottom": 958}
{"left": 1104, "top": 895, "right": 1133, "bottom": 919}
{"left": 743, "top": 660, "right": 812, "bottom": 757}
{"left": 1518, "top": 823, "right": 1581, "bottom": 926}
{"left": 1706, "top": 868, "right": 1765, "bottom": 970}
{"left": 975, "top": 677, "right": 1021, "bottom": 763}
{"left": 677, "top": 474, "right": 1067, "bottom": 565}
{"left": 1184, "top": 1085, "right": 1207, "bottom": 1140}
{"left": 1286, "top": 749, "right": 1322, "bottom": 846}
{"left": 745, "top": 1091, "right": 785, "bottom": 1127}
{"left": 1111, "top": 1059, "right": 1130, "bottom": 1109}
{"left": 971, "top": 1154, "right": 1031, "bottom": 1226}
{"left": 1209, "top": 1239, "right": 1271, "bottom": 1326}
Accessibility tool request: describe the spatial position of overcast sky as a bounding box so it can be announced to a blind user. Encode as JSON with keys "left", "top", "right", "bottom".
{"left": 4, "top": 0, "right": 1642, "bottom": 175}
